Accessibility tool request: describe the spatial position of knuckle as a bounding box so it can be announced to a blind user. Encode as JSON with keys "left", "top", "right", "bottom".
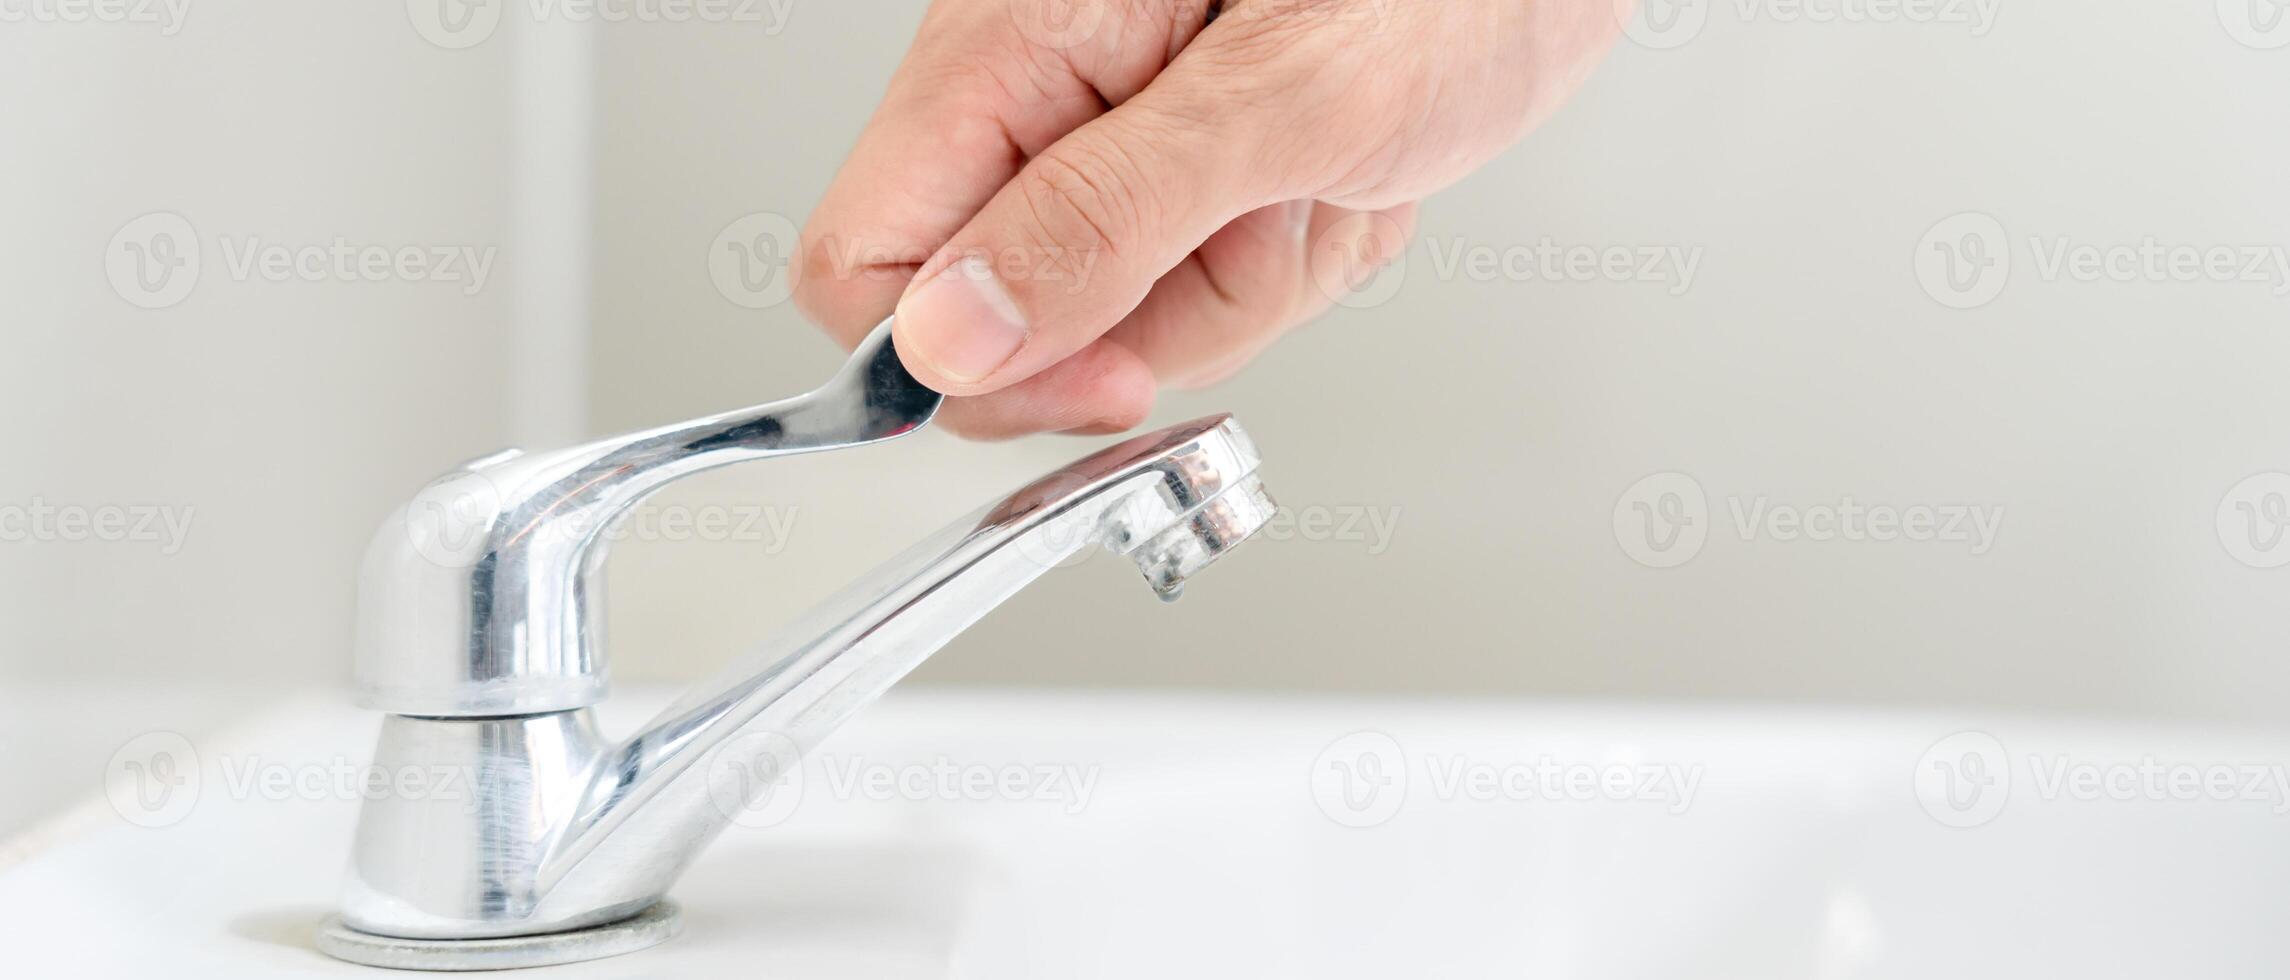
{"left": 906, "top": 59, "right": 1017, "bottom": 122}
{"left": 1016, "top": 140, "right": 1144, "bottom": 264}
{"left": 1195, "top": 0, "right": 1335, "bottom": 66}
{"left": 1169, "top": 27, "right": 1368, "bottom": 194}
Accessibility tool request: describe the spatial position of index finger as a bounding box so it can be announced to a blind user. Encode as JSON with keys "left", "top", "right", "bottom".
{"left": 793, "top": 0, "right": 1213, "bottom": 347}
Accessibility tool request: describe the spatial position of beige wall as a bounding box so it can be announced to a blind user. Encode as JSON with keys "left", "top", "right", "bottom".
{"left": 0, "top": 3, "right": 527, "bottom": 693}
{"left": 0, "top": 2, "right": 565, "bottom": 831}
{"left": 9, "top": 2, "right": 2289, "bottom": 734}
{"left": 587, "top": 2, "right": 2290, "bottom": 722}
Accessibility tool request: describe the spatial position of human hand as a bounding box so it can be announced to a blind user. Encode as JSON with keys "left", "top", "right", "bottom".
{"left": 796, "top": 0, "right": 1626, "bottom": 438}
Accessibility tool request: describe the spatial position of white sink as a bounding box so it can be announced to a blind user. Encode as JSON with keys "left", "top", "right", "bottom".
{"left": 7, "top": 689, "right": 2287, "bottom": 977}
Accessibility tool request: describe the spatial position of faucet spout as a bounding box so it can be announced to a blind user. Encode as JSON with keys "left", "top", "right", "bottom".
{"left": 334, "top": 349, "right": 1274, "bottom": 945}
{"left": 538, "top": 414, "right": 1271, "bottom": 924}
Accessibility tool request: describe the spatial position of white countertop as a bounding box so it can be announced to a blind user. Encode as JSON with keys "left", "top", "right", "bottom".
{"left": 8, "top": 687, "right": 2290, "bottom": 978}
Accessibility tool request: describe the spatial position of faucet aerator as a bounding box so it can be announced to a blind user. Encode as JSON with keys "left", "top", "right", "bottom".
{"left": 1130, "top": 473, "right": 1278, "bottom": 601}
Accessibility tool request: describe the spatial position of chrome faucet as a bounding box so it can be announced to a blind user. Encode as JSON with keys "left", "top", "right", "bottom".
{"left": 318, "top": 319, "right": 1276, "bottom": 970}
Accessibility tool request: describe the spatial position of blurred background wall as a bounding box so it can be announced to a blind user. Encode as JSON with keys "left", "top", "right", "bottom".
{"left": 0, "top": 2, "right": 573, "bottom": 830}
{"left": 7, "top": 1, "right": 2290, "bottom": 836}
{"left": 585, "top": 0, "right": 2290, "bottom": 720}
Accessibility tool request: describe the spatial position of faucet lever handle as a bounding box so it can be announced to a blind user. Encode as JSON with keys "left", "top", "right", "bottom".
{"left": 353, "top": 318, "right": 942, "bottom": 717}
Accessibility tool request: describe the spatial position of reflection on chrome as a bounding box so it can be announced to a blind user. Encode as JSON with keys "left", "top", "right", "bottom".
{"left": 324, "top": 317, "right": 1276, "bottom": 963}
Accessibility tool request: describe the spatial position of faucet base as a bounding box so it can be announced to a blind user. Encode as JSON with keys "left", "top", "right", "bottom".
{"left": 314, "top": 901, "right": 682, "bottom": 971}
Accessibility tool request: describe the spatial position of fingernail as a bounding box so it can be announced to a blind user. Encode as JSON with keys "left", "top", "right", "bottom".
{"left": 896, "top": 255, "right": 1027, "bottom": 384}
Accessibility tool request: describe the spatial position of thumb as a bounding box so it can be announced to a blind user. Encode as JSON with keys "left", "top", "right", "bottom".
{"left": 890, "top": 75, "right": 1280, "bottom": 395}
